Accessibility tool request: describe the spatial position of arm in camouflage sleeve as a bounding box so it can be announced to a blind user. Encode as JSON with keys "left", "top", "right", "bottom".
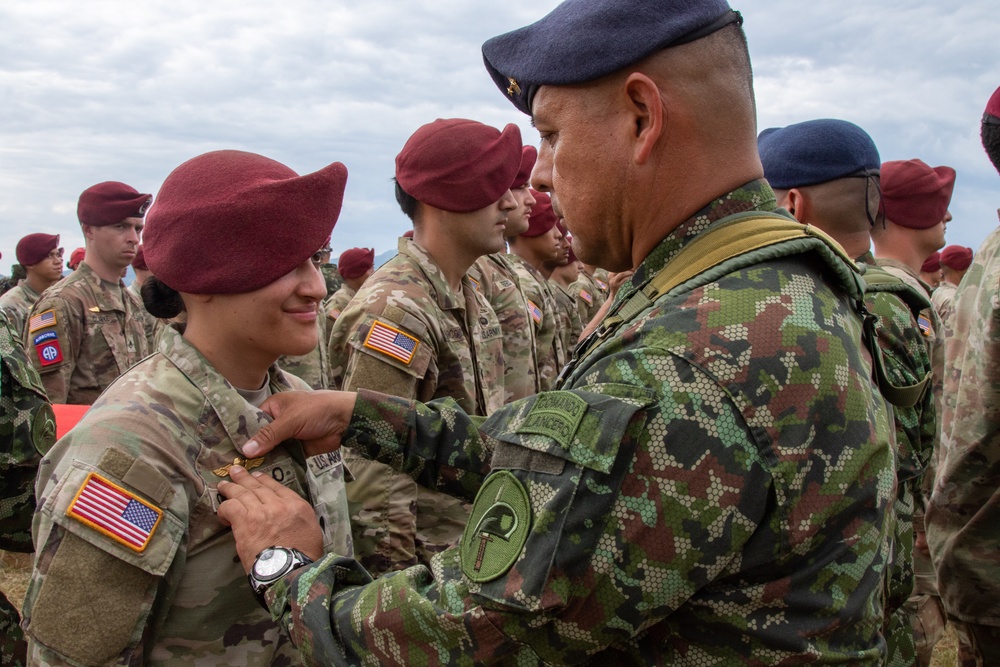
{"left": 265, "top": 345, "right": 774, "bottom": 666}
{"left": 25, "top": 295, "right": 80, "bottom": 405}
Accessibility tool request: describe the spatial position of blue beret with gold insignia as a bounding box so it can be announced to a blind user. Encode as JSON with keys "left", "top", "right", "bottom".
{"left": 758, "top": 119, "right": 881, "bottom": 189}
{"left": 482, "top": 0, "right": 740, "bottom": 115}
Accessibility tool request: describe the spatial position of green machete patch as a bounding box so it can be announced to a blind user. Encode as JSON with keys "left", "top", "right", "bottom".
{"left": 514, "top": 391, "right": 588, "bottom": 448}
{"left": 461, "top": 470, "right": 531, "bottom": 583}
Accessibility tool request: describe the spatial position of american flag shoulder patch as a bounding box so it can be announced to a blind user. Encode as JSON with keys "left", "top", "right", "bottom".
{"left": 579, "top": 289, "right": 593, "bottom": 305}
{"left": 917, "top": 315, "right": 932, "bottom": 337}
{"left": 67, "top": 472, "right": 163, "bottom": 553}
{"left": 595, "top": 279, "right": 609, "bottom": 291}
{"left": 469, "top": 277, "right": 481, "bottom": 293}
{"left": 364, "top": 320, "right": 419, "bottom": 365}
{"left": 28, "top": 309, "right": 57, "bottom": 333}
{"left": 527, "top": 300, "right": 543, "bottom": 325}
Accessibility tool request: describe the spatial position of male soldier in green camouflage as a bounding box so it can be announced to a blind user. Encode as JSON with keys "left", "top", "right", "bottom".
{"left": 759, "top": 118, "right": 937, "bottom": 667}
{"left": 0, "top": 235, "right": 63, "bottom": 335}
{"left": 327, "top": 119, "right": 517, "bottom": 576}
{"left": 926, "top": 84, "right": 1000, "bottom": 666}
{"left": 507, "top": 190, "right": 568, "bottom": 390}
{"left": 469, "top": 145, "right": 543, "bottom": 403}
{"left": 0, "top": 311, "right": 56, "bottom": 667}
{"left": 872, "top": 158, "right": 956, "bottom": 662}
{"left": 218, "top": 2, "right": 896, "bottom": 663}
{"left": 24, "top": 183, "right": 151, "bottom": 404}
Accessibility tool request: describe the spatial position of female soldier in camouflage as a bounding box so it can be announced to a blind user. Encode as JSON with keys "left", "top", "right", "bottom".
{"left": 21, "top": 150, "right": 352, "bottom": 666}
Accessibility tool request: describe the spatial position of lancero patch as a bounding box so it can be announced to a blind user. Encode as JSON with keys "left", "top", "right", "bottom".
{"left": 461, "top": 471, "right": 531, "bottom": 583}
{"left": 515, "top": 391, "right": 588, "bottom": 448}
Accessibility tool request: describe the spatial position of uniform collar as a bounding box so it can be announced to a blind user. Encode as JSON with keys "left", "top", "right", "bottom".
{"left": 397, "top": 237, "right": 470, "bottom": 312}
{"left": 157, "top": 326, "right": 296, "bottom": 455}
{"left": 76, "top": 261, "right": 129, "bottom": 313}
{"left": 613, "top": 179, "right": 778, "bottom": 307}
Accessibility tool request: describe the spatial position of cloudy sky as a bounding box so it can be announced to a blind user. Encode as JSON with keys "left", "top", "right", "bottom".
{"left": 2, "top": 0, "right": 998, "bottom": 271}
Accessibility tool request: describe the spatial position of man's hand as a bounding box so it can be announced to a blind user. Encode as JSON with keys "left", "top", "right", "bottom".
{"left": 607, "top": 270, "right": 634, "bottom": 299}
{"left": 243, "top": 390, "right": 358, "bottom": 458}
{"left": 217, "top": 465, "right": 325, "bottom": 572}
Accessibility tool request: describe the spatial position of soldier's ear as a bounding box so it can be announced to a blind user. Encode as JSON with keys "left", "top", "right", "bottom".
{"left": 785, "top": 189, "right": 807, "bottom": 223}
{"left": 622, "top": 72, "right": 663, "bottom": 166}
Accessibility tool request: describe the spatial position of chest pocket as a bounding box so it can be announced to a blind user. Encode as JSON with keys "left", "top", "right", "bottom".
{"left": 86, "top": 314, "right": 127, "bottom": 374}
{"left": 466, "top": 384, "right": 655, "bottom": 612}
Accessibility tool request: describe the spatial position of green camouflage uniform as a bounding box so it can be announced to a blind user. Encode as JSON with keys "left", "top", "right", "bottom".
{"left": 549, "top": 280, "right": 584, "bottom": 357}
{"left": 876, "top": 258, "right": 946, "bottom": 663}
{"left": 860, "top": 262, "right": 937, "bottom": 667}
{"left": 0, "top": 282, "right": 41, "bottom": 338}
{"left": 930, "top": 280, "right": 957, "bottom": 339}
{"left": 0, "top": 311, "right": 56, "bottom": 667}
{"left": 320, "top": 263, "right": 344, "bottom": 298}
{"left": 470, "top": 253, "right": 541, "bottom": 403}
{"left": 328, "top": 238, "right": 505, "bottom": 576}
{"left": 508, "top": 255, "right": 566, "bottom": 390}
{"left": 572, "top": 270, "right": 606, "bottom": 328}
{"left": 21, "top": 326, "right": 351, "bottom": 666}
{"left": 24, "top": 262, "right": 150, "bottom": 405}
{"left": 263, "top": 181, "right": 896, "bottom": 665}
{"left": 277, "top": 315, "right": 331, "bottom": 390}
{"left": 927, "top": 217, "right": 1000, "bottom": 665}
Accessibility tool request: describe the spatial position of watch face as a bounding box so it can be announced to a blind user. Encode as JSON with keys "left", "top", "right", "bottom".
{"left": 254, "top": 548, "right": 291, "bottom": 579}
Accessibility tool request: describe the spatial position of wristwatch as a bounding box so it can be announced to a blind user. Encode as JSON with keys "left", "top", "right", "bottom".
{"left": 248, "top": 546, "right": 314, "bottom": 609}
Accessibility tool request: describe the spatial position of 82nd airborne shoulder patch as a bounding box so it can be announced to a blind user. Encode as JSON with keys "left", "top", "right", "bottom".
{"left": 461, "top": 470, "right": 531, "bottom": 583}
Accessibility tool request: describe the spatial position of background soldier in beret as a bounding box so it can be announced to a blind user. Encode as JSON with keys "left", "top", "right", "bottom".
{"left": 506, "top": 189, "right": 568, "bottom": 390}
{"left": 316, "top": 238, "right": 344, "bottom": 298}
{"left": 758, "top": 117, "right": 936, "bottom": 666}
{"left": 932, "top": 244, "right": 973, "bottom": 333}
{"left": 65, "top": 247, "right": 84, "bottom": 272}
{"left": 23, "top": 182, "right": 151, "bottom": 404}
{"left": 323, "top": 246, "right": 374, "bottom": 327}
{"left": 328, "top": 118, "right": 516, "bottom": 576}
{"left": 545, "top": 220, "right": 585, "bottom": 354}
{"left": 21, "top": 150, "right": 352, "bottom": 666}
{"left": 217, "top": 0, "right": 896, "bottom": 663}
{"left": 926, "top": 83, "right": 1000, "bottom": 667}
{"left": 469, "top": 144, "right": 543, "bottom": 403}
{"left": 0, "top": 311, "right": 56, "bottom": 667}
{"left": 0, "top": 234, "right": 63, "bottom": 335}
{"left": 919, "top": 252, "right": 943, "bottom": 290}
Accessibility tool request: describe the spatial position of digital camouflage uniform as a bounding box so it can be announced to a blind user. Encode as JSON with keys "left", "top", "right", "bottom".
{"left": 0, "top": 311, "right": 56, "bottom": 667}
{"left": 22, "top": 326, "right": 351, "bottom": 666}
{"left": 320, "top": 263, "right": 344, "bottom": 298}
{"left": 860, "top": 261, "right": 937, "bottom": 667}
{"left": 549, "top": 280, "right": 584, "bottom": 358}
{"left": 470, "top": 253, "right": 540, "bottom": 403}
{"left": 572, "top": 270, "right": 606, "bottom": 328}
{"left": 876, "top": 258, "right": 946, "bottom": 662}
{"left": 277, "top": 315, "right": 331, "bottom": 390}
{"left": 328, "top": 238, "right": 505, "bottom": 576}
{"left": 263, "top": 182, "right": 896, "bottom": 665}
{"left": 930, "top": 280, "right": 957, "bottom": 339}
{"left": 507, "top": 255, "right": 566, "bottom": 391}
{"left": 24, "top": 262, "right": 150, "bottom": 405}
{"left": 0, "top": 282, "right": 41, "bottom": 338}
{"left": 927, "top": 217, "right": 1000, "bottom": 665}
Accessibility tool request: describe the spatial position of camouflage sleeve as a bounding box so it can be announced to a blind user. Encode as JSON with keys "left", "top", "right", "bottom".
{"left": 268, "top": 348, "right": 776, "bottom": 665}
{"left": 24, "top": 294, "right": 79, "bottom": 405}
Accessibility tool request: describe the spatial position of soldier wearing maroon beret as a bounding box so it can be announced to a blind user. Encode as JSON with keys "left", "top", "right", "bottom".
{"left": 23, "top": 182, "right": 153, "bottom": 404}
{"left": 546, "top": 220, "right": 585, "bottom": 358}
{"left": 919, "top": 251, "right": 943, "bottom": 290}
{"left": 931, "top": 246, "right": 972, "bottom": 336}
{"left": 324, "top": 247, "right": 374, "bottom": 325}
{"left": 66, "top": 247, "right": 85, "bottom": 272}
{"left": 327, "top": 117, "right": 519, "bottom": 576}
{"left": 0, "top": 234, "right": 63, "bottom": 335}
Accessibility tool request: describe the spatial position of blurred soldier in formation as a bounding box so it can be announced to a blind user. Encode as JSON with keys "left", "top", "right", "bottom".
{"left": 0, "top": 234, "right": 63, "bottom": 335}
{"left": 932, "top": 244, "right": 973, "bottom": 334}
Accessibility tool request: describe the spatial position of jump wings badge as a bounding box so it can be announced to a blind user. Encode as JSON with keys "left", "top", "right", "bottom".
{"left": 460, "top": 470, "right": 531, "bottom": 583}
{"left": 213, "top": 455, "right": 266, "bottom": 477}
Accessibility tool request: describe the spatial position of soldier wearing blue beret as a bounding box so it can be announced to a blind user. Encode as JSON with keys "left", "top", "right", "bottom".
{"left": 218, "top": 1, "right": 895, "bottom": 663}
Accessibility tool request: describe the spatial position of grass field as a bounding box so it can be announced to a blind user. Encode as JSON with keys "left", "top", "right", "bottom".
{"left": 0, "top": 548, "right": 962, "bottom": 663}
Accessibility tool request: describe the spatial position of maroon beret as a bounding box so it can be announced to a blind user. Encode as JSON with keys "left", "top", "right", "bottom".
{"left": 338, "top": 247, "right": 374, "bottom": 279}
{"left": 144, "top": 150, "right": 347, "bottom": 294}
{"left": 940, "top": 245, "right": 973, "bottom": 271}
{"left": 920, "top": 252, "right": 940, "bottom": 273}
{"left": 881, "top": 160, "right": 956, "bottom": 230}
{"left": 511, "top": 146, "right": 537, "bottom": 189}
{"left": 16, "top": 233, "right": 60, "bottom": 266}
{"left": 522, "top": 189, "right": 558, "bottom": 237}
{"left": 131, "top": 245, "right": 148, "bottom": 271}
{"left": 78, "top": 182, "right": 152, "bottom": 227}
{"left": 402, "top": 229, "right": 414, "bottom": 239}
{"left": 67, "top": 247, "right": 85, "bottom": 270}
{"left": 986, "top": 85, "right": 1000, "bottom": 122}
{"left": 395, "top": 119, "right": 522, "bottom": 213}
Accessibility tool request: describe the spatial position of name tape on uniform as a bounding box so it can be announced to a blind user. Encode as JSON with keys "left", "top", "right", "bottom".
{"left": 67, "top": 472, "right": 163, "bottom": 553}
{"left": 364, "top": 320, "right": 419, "bottom": 364}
